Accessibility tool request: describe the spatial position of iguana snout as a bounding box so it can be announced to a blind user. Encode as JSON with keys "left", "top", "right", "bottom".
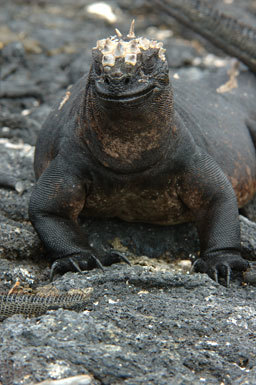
{"left": 93, "top": 67, "right": 155, "bottom": 103}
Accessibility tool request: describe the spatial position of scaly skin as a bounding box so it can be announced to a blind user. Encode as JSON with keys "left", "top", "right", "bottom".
{"left": 29, "top": 21, "right": 256, "bottom": 285}
{"left": 154, "top": 0, "right": 256, "bottom": 72}
{"left": 0, "top": 292, "right": 89, "bottom": 321}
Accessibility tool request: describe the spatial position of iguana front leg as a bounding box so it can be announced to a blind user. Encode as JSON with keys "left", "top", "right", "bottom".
{"left": 29, "top": 155, "right": 129, "bottom": 280}
{"left": 177, "top": 150, "right": 249, "bottom": 285}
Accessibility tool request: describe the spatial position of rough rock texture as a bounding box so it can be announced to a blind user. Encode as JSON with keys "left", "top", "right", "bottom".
{"left": 1, "top": 266, "right": 256, "bottom": 385}
{"left": 0, "top": 0, "right": 256, "bottom": 384}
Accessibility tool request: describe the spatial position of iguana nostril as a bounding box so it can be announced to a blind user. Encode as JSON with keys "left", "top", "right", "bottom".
{"left": 103, "top": 74, "right": 130, "bottom": 85}
{"left": 124, "top": 77, "right": 130, "bottom": 85}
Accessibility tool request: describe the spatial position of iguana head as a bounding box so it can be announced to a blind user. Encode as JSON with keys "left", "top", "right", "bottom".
{"left": 91, "top": 20, "right": 169, "bottom": 104}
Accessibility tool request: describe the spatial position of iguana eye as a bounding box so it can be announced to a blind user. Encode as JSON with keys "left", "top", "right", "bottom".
{"left": 142, "top": 53, "right": 158, "bottom": 74}
{"left": 93, "top": 59, "right": 102, "bottom": 75}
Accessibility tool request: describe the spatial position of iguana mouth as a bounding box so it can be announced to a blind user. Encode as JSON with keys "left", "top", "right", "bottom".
{"left": 95, "top": 84, "right": 155, "bottom": 102}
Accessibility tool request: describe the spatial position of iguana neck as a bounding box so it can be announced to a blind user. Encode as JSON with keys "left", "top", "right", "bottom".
{"left": 155, "top": 0, "right": 256, "bottom": 73}
{"left": 81, "top": 83, "right": 174, "bottom": 173}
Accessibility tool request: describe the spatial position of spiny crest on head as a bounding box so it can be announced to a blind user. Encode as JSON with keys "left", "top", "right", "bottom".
{"left": 115, "top": 28, "right": 122, "bottom": 38}
{"left": 127, "top": 19, "right": 135, "bottom": 38}
{"left": 93, "top": 20, "right": 166, "bottom": 68}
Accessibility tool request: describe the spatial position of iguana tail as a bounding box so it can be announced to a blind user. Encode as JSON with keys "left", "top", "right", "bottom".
{"left": 154, "top": 0, "right": 256, "bottom": 73}
{"left": 0, "top": 292, "right": 89, "bottom": 321}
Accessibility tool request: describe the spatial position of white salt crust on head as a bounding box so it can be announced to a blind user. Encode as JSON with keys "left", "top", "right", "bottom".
{"left": 92, "top": 21, "right": 166, "bottom": 67}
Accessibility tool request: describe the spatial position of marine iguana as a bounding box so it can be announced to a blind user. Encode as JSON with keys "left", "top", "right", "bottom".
{"left": 29, "top": 14, "right": 256, "bottom": 285}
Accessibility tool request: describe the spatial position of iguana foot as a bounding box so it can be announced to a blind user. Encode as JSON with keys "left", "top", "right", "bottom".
{"left": 192, "top": 255, "right": 249, "bottom": 286}
{"left": 50, "top": 249, "right": 131, "bottom": 281}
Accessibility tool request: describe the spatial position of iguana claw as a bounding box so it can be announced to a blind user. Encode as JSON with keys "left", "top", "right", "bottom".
{"left": 69, "top": 257, "right": 84, "bottom": 273}
{"left": 109, "top": 250, "right": 131, "bottom": 265}
{"left": 191, "top": 255, "right": 248, "bottom": 286}
{"left": 213, "top": 269, "right": 218, "bottom": 284}
{"left": 49, "top": 248, "right": 131, "bottom": 281}
{"left": 50, "top": 253, "right": 104, "bottom": 281}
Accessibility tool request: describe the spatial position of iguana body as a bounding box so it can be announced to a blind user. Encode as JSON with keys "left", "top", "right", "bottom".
{"left": 155, "top": 0, "right": 256, "bottom": 73}
{"left": 29, "top": 13, "right": 256, "bottom": 283}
